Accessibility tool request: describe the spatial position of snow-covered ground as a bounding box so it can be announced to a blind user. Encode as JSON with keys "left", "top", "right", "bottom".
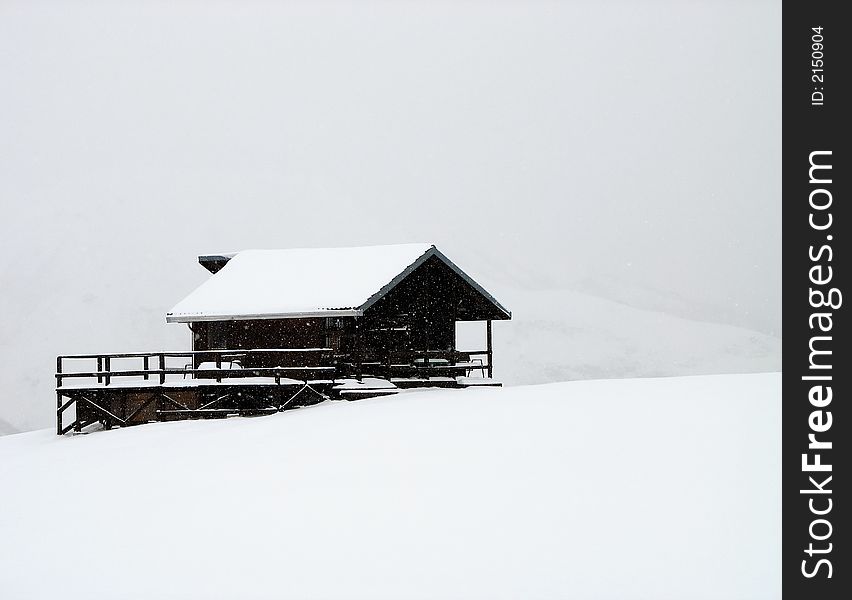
{"left": 0, "top": 373, "right": 780, "bottom": 599}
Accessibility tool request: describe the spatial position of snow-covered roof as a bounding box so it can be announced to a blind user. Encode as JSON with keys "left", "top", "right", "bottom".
{"left": 167, "top": 243, "right": 509, "bottom": 323}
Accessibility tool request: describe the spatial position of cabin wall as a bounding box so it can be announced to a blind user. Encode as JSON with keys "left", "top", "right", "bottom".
{"left": 193, "top": 318, "right": 328, "bottom": 350}
{"left": 364, "top": 256, "right": 459, "bottom": 353}
{"left": 191, "top": 318, "right": 340, "bottom": 368}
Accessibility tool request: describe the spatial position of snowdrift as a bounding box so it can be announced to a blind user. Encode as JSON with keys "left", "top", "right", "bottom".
{"left": 0, "top": 373, "right": 779, "bottom": 599}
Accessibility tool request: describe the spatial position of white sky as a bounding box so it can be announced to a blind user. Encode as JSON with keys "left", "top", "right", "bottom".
{"left": 0, "top": 0, "right": 780, "bottom": 430}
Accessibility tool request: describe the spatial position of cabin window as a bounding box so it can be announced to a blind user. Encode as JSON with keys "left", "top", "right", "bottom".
{"left": 325, "top": 317, "right": 344, "bottom": 351}
{"left": 325, "top": 317, "right": 344, "bottom": 330}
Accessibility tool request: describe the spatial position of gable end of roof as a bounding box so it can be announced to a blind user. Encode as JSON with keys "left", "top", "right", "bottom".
{"left": 359, "top": 246, "right": 511, "bottom": 319}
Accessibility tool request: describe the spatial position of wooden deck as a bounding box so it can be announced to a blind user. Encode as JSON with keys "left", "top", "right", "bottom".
{"left": 55, "top": 348, "right": 497, "bottom": 434}
{"left": 55, "top": 350, "right": 337, "bottom": 434}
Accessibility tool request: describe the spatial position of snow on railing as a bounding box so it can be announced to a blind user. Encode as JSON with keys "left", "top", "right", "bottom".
{"left": 56, "top": 349, "right": 335, "bottom": 387}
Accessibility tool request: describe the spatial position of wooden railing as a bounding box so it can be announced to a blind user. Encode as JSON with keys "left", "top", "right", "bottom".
{"left": 333, "top": 348, "right": 492, "bottom": 379}
{"left": 55, "top": 346, "right": 494, "bottom": 391}
{"left": 53, "top": 346, "right": 498, "bottom": 435}
{"left": 56, "top": 349, "right": 335, "bottom": 388}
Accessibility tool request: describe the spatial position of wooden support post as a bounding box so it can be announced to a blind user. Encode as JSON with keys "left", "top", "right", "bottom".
{"left": 143, "top": 356, "right": 149, "bottom": 380}
{"left": 159, "top": 354, "right": 165, "bottom": 384}
{"left": 56, "top": 356, "right": 63, "bottom": 435}
{"left": 355, "top": 319, "right": 363, "bottom": 382}
{"left": 97, "top": 356, "right": 103, "bottom": 384}
{"left": 104, "top": 357, "right": 111, "bottom": 386}
{"left": 486, "top": 320, "right": 493, "bottom": 379}
{"left": 215, "top": 353, "right": 222, "bottom": 383}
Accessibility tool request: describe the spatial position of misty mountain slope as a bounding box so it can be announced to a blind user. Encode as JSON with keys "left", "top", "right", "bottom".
{"left": 0, "top": 418, "right": 17, "bottom": 436}
{"left": 0, "top": 373, "right": 780, "bottom": 600}
{"left": 459, "top": 286, "right": 781, "bottom": 385}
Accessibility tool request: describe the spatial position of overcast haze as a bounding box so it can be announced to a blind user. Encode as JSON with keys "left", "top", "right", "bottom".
{"left": 0, "top": 0, "right": 780, "bottom": 431}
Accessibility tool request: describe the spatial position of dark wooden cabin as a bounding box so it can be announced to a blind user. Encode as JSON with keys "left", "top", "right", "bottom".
{"left": 55, "top": 244, "right": 510, "bottom": 434}
{"left": 167, "top": 244, "right": 511, "bottom": 380}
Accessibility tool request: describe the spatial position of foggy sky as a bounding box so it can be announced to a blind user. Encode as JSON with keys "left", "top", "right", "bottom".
{"left": 0, "top": 0, "right": 780, "bottom": 430}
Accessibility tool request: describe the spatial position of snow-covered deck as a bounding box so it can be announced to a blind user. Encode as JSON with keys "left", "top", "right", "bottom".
{"left": 54, "top": 349, "right": 497, "bottom": 433}
{"left": 55, "top": 349, "right": 341, "bottom": 434}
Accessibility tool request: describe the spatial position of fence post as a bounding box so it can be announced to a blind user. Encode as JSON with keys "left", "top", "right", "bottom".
{"left": 159, "top": 354, "right": 165, "bottom": 384}
{"left": 355, "top": 319, "right": 363, "bottom": 382}
{"left": 486, "top": 320, "right": 493, "bottom": 379}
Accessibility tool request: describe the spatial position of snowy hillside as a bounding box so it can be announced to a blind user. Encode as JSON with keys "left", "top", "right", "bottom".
{"left": 0, "top": 373, "right": 780, "bottom": 599}
{"left": 459, "top": 285, "right": 780, "bottom": 385}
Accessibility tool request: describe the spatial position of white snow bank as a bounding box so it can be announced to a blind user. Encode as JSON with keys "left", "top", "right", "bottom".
{"left": 333, "top": 377, "right": 397, "bottom": 390}
{"left": 455, "top": 376, "right": 499, "bottom": 386}
{"left": 0, "top": 373, "right": 780, "bottom": 600}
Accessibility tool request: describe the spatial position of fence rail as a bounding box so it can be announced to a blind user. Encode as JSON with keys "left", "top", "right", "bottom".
{"left": 57, "top": 348, "right": 333, "bottom": 360}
